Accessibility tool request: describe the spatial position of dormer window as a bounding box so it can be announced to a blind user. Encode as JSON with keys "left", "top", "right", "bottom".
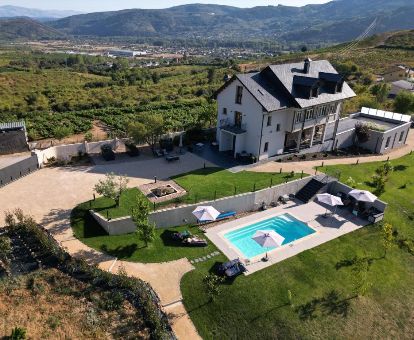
{"left": 235, "top": 85, "right": 243, "bottom": 104}
{"left": 311, "top": 86, "right": 319, "bottom": 98}
{"left": 335, "top": 79, "right": 344, "bottom": 93}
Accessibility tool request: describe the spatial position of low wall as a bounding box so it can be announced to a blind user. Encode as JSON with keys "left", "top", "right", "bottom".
{"left": 148, "top": 177, "right": 314, "bottom": 228}
{"left": 328, "top": 181, "right": 387, "bottom": 213}
{"left": 89, "top": 210, "right": 136, "bottom": 235}
{"left": 34, "top": 139, "right": 121, "bottom": 165}
{"left": 0, "top": 155, "right": 39, "bottom": 187}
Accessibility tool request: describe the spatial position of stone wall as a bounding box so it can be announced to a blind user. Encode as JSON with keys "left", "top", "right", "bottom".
{"left": 148, "top": 176, "right": 314, "bottom": 228}
{"left": 89, "top": 210, "right": 136, "bottom": 235}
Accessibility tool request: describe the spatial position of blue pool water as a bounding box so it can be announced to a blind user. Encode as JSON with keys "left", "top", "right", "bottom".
{"left": 224, "top": 213, "right": 315, "bottom": 259}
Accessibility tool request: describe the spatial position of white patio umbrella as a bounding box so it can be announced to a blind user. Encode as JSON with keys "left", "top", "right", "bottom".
{"left": 316, "top": 193, "right": 343, "bottom": 216}
{"left": 348, "top": 189, "right": 377, "bottom": 202}
{"left": 192, "top": 206, "right": 221, "bottom": 222}
{"left": 252, "top": 230, "right": 285, "bottom": 260}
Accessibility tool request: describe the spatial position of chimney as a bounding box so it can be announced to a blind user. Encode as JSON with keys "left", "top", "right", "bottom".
{"left": 304, "top": 58, "right": 312, "bottom": 74}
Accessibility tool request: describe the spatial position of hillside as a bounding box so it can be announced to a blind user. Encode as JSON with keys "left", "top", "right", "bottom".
{"left": 0, "top": 5, "right": 81, "bottom": 19}
{"left": 0, "top": 18, "right": 65, "bottom": 41}
{"left": 48, "top": 0, "right": 414, "bottom": 45}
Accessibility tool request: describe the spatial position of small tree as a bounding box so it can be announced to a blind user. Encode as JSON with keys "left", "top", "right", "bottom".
{"left": 128, "top": 113, "right": 165, "bottom": 150}
{"left": 382, "top": 223, "right": 395, "bottom": 258}
{"left": 203, "top": 273, "right": 224, "bottom": 302}
{"left": 131, "top": 194, "right": 151, "bottom": 225}
{"left": 354, "top": 122, "right": 371, "bottom": 148}
{"left": 370, "top": 83, "right": 390, "bottom": 103}
{"left": 382, "top": 161, "right": 394, "bottom": 176}
{"left": 372, "top": 173, "right": 387, "bottom": 195}
{"left": 137, "top": 222, "right": 156, "bottom": 247}
{"left": 94, "top": 173, "right": 129, "bottom": 207}
{"left": 345, "top": 177, "right": 357, "bottom": 188}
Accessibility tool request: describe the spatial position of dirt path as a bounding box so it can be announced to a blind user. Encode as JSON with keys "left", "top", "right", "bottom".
{"left": 252, "top": 129, "right": 414, "bottom": 175}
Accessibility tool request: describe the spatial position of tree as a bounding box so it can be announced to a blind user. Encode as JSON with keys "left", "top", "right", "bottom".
{"left": 382, "top": 223, "right": 395, "bottom": 258}
{"left": 94, "top": 173, "right": 129, "bottom": 207}
{"left": 128, "top": 113, "right": 165, "bottom": 150}
{"left": 131, "top": 193, "right": 151, "bottom": 226}
{"left": 137, "top": 222, "right": 156, "bottom": 247}
{"left": 301, "top": 46, "right": 308, "bottom": 53}
{"left": 354, "top": 122, "right": 371, "bottom": 148}
{"left": 370, "top": 83, "right": 390, "bottom": 103}
{"left": 394, "top": 91, "right": 414, "bottom": 114}
{"left": 203, "top": 273, "right": 224, "bottom": 302}
{"left": 207, "top": 68, "right": 216, "bottom": 84}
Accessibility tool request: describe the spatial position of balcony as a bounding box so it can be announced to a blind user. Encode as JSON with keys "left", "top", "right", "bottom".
{"left": 219, "top": 119, "right": 247, "bottom": 134}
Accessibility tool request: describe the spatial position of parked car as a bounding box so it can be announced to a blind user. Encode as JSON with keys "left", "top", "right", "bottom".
{"left": 101, "top": 144, "right": 115, "bottom": 161}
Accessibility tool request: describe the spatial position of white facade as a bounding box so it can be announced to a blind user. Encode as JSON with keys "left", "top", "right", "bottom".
{"left": 216, "top": 78, "right": 343, "bottom": 160}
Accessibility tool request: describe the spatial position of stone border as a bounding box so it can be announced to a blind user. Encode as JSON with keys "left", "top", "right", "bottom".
{"left": 139, "top": 180, "right": 187, "bottom": 203}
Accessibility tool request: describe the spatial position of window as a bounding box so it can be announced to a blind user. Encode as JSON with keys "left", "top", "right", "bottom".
{"left": 311, "top": 86, "right": 319, "bottom": 98}
{"left": 267, "top": 116, "right": 272, "bottom": 127}
{"left": 276, "top": 124, "right": 281, "bottom": 132}
{"left": 305, "top": 109, "right": 314, "bottom": 121}
{"left": 264, "top": 142, "right": 269, "bottom": 153}
{"left": 295, "top": 110, "right": 303, "bottom": 123}
{"left": 235, "top": 86, "right": 243, "bottom": 104}
{"left": 399, "top": 131, "right": 404, "bottom": 142}
{"left": 385, "top": 136, "right": 391, "bottom": 148}
{"left": 222, "top": 107, "right": 227, "bottom": 115}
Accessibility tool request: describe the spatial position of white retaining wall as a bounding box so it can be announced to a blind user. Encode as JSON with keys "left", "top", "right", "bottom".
{"left": 148, "top": 176, "right": 314, "bottom": 228}
{"left": 34, "top": 139, "right": 121, "bottom": 165}
{"left": 89, "top": 210, "right": 136, "bottom": 235}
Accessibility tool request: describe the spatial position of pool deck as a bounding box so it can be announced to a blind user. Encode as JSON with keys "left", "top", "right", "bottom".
{"left": 205, "top": 200, "right": 369, "bottom": 275}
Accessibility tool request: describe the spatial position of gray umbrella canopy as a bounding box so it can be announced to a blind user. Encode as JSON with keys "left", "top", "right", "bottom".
{"left": 316, "top": 193, "right": 343, "bottom": 207}
{"left": 348, "top": 189, "right": 377, "bottom": 202}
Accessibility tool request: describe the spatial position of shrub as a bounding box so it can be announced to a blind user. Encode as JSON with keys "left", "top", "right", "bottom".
{"left": 10, "top": 327, "right": 27, "bottom": 340}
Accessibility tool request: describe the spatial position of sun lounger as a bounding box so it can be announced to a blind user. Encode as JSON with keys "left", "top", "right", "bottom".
{"left": 172, "top": 230, "right": 192, "bottom": 240}
{"left": 182, "top": 236, "right": 208, "bottom": 247}
{"left": 166, "top": 155, "right": 180, "bottom": 162}
{"left": 218, "top": 259, "right": 240, "bottom": 274}
{"left": 217, "top": 211, "right": 236, "bottom": 220}
{"left": 224, "top": 262, "right": 247, "bottom": 278}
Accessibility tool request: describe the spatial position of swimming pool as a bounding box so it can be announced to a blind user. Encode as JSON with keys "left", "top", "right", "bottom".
{"left": 224, "top": 213, "right": 315, "bottom": 259}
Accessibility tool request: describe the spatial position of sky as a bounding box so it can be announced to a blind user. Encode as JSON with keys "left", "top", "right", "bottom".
{"left": 0, "top": 0, "right": 331, "bottom": 12}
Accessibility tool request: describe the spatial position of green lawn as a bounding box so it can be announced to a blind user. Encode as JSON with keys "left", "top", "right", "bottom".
{"left": 181, "top": 154, "right": 414, "bottom": 339}
{"left": 170, "top": 167, "right": 305, "bottom": 205}
{"left": 72, "top": 168, "right": 302, "bottom": 263}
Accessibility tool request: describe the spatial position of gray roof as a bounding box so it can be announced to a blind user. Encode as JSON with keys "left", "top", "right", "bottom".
{"left": 231, "top": 60, "right": 355, "bottom": 112}
{"left": 392, "top": 80, "right": 414, "bottom": 91}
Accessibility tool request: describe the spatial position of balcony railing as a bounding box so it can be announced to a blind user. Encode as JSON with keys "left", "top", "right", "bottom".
{"left": 219, "top": 119, "right": 247, "bottom": 134}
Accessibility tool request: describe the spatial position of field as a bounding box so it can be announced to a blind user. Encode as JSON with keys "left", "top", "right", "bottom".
{"left": 0, "top": 268, "right": 149, "bottom": 339}
{"left": 180, "top": 154, "right": 414, "bottom": 339}
{"left": 1, "top": 40, "right": 413, "bottom": 141}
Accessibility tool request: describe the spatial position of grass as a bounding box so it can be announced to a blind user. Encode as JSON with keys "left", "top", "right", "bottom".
{"left": 71, "top": 168, "right": 303, "bottom": 263}
{"left": 169, "top": 167, "right": 305, "bottom": 205}
{"left": 181, "top": 154, "right": 414, "bottom": 339}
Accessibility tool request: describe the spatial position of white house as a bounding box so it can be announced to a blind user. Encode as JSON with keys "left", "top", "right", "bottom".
{"left": 215, "top": 59, "right": 356, "bottom": 160}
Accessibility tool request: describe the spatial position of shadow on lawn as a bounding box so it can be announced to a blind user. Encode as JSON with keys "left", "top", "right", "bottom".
{"left": 160, "top": 228, "right": 205, "bottom": 248}
{"left": 296, "top": 290, "right": 352, "bottom": 320}
{"left": 100, "top": 244, "right": 139, "bottom": 259}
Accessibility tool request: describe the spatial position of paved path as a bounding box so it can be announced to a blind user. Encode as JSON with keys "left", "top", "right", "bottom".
{"left": 0, "top": 153, "right": 207, "bottom": 340}
{"left": 251, "top": 129, "right": 414, "bottom": 175}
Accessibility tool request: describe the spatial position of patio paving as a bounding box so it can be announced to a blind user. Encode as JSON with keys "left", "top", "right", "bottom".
{"left": 205, "top": 200, "right": 368, "bottom": 274}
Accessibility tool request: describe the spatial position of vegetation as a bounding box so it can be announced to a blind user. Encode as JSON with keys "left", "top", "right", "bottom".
{"left": 181, "top": 154, "right": 414, "bottom": 339}
{"left": 94, "top": 173, "right": 129, "bottom": 207}
{"left": 128, "top": 113, "right": 166, "bottom": 150}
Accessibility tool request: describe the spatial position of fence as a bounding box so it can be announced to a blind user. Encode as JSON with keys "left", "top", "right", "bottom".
{"left": 0, "top": 155, "right": 39, "bottom": 187}
{"left": 149, "top": 176, "right": 314, "bottom": 228}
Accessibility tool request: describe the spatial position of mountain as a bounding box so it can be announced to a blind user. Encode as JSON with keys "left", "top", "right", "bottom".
{"left": 47, "top": 0, "right": 414, "bottom": 45}
{"left": 0, "top": 5, "right": 81, "bottom": 19}
{"left": 0, "top": 18, "right": 65, "bottom": 41}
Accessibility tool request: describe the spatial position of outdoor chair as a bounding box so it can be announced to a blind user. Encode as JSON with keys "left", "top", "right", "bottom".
{"left": 218, "top": 259, "right": 240, "bottom": 274}
{"left": 172, "top": 230, "right": 192, "bottom": 241}
{"left": 182, "top": 236, "right": 208, "bottom": 247}
{"left": 224, "top": 262, "right": 247, "bottom": 278}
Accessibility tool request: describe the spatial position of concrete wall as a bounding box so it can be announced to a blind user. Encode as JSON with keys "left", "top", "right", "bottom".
{"left": 149, "top": 176, "right": 314, "bottom": 228}
{"left": 378, "top": 123, "right": 411, "bottom": 154}
{"left": 262, "top": 108, "right": 293, "bottom": 158}
{"left": 89, "top": 210, "right": 136, "bottom": 235}
{"left": 328, "top": 181, "right": 387, "bottom": 213}
{"left": 34, "top": 139, "right": 120, "bottom": 165}
{"left": 0, "top": 155, "right": 39, "bottom": 187}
